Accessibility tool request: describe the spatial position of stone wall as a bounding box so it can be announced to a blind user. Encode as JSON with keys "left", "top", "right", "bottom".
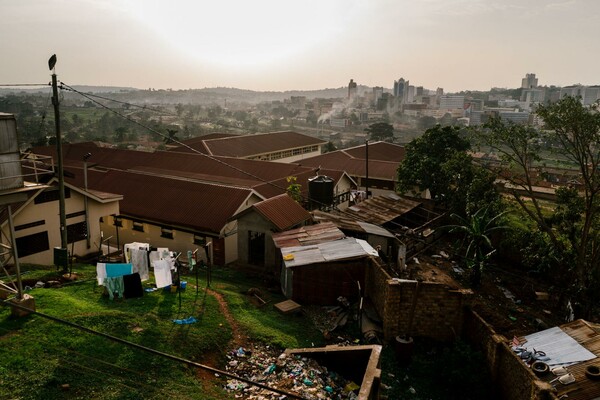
{"left": 462, "top": 310, "right": 558, "bottom": 400}
{"left": 365, "top": 262, "right": 473, "bottom": 342}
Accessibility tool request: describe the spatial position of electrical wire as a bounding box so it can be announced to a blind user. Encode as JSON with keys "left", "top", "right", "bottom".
{"left": 72, "top": 91, "right": 178, "bottom": 116}
{"left": 58, "top": 82, "right": 429, "bottom": 239}
{"left": 59, "top": 82, "right": 332, "bottom": 209}
{"left": 1, "top": 300, "right": 307, "bottom": 400}
{"left": 0, "top": 83, "right": 50, "bottom": 87}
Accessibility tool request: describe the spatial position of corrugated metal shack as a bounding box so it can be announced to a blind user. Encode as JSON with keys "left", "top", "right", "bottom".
{"left": 276, "top": 232, "right": 378, "bottom": 305}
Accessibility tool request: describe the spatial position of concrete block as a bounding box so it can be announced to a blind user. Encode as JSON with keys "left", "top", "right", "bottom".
{"left": 8, "top": 294, "right": 36, "bottom": 317}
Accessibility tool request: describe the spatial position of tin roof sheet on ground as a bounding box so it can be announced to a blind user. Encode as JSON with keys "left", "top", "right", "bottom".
{"left": 281, "top": 237, "right": 378, "bottom": 268}
{"left": 522, "top": 326, "right": 596, "bottom": 366}
{"left": 518, "top": 320, "right": 600, "bottom": 400}
{"left": 272, "top": 222, "right": 345, "bottom": 248}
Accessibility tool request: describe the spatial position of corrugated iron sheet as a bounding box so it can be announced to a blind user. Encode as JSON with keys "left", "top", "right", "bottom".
{"left": 519, "top": 320, "right": 600, "bottom": 400}
{"left": 272, "top": 222, "right": 345, "bottom": 248}
{"left": 202, "top": 131, "right": 326, "bottom": 158}
{"left": 281, "top": 237, "right": 377, "bottom": 268}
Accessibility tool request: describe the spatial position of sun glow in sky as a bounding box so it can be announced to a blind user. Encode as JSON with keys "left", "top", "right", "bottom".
{"left": 2, "top": 0, "right": 600, "bottom": 92}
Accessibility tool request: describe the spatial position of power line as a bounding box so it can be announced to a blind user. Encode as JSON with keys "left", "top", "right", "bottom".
{"left": 1, "top": 300, "right": 307, "bottom": 400}
{"left": 59, "top": 82, "right": 331, "bottom": 209}
{"left": 72, "top": 90, "right": 178, "bottom": 116}
{"left": 0, "top": 83, "right": 49, "bottom": 87}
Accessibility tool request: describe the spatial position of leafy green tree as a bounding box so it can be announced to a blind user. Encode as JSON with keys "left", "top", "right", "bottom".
{"left": 476, "top": 96, "right": 600, "bottom": 317}
{"left": 286, "top": 176, "right": 302, "bottom": 203}
{"left": 365, "top": 122, "right": 394, "bottom": 141}
{"left": 446, "top": 207, "right": 509, "bottom": 286}
{"left": 397, "top": 125, "right": 499, "bottom": 215}
{"left": 113, "top": 126, "right": 128, "bottom": 142}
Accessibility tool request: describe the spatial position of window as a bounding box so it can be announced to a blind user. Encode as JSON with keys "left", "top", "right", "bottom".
{"left": 66, "top": 210, "right": 86, "bottom": 219}
{"left": 161, "top": 227, "right": 173, "bottom": 239}
{"left": 34, "top": 187, "right": 71, "bottom": 204}
{"left": 15, "top": 220, "right": 45, "bottom": 231}
{"left": 113, "top": 216, "right": 122, "bottom": 227}
{"left": 132, "top": 221, "right": 144, "bottom": 232}
{"left": 67, "top": 221, "right": 87, "bottom": 243}
{"left": 193, "top": 235, "right": 206, "bottom": 246}
{"left": 292, "top": 148, "right": 301, "bottom": 155}
{"left": 16, "top": 231, "right": 49, "bottom": 257}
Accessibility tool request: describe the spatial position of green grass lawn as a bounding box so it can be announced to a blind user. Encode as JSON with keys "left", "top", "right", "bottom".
{"left": 1, "top": 264, "right": 493, "bottom": 400}
{"left": 0, "top": 264, "right": 325, "bottom": 399}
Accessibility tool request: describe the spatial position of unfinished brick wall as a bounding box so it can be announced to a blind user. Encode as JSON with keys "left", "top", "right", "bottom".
{"left": 365, "top": 262, "right": 473, "bottom": 342}
{"left": 463, "top": 310, "right": 558, "bottom": 400}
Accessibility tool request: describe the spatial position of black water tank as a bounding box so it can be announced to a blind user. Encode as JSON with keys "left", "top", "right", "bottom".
{"left": 308, "top": 175, "right": 334, "bottom": 208}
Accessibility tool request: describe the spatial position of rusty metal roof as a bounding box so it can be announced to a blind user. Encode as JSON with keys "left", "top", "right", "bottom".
{"left": 343, "top": 193, "right": 422, "bottom": 226}
{"left": 272, "top": 222, "right": 345, "bottom": 248}
{"left": 250, "top": 194, "right": 312, "bottom": 231}
{"left": 312, "top": 210, "right": 395, "bottom": 238}
{"left": 343, "top": 141, "right": 406, "bottom": 162}
{"left": 34, "top": 142, "right": 316, "bottom": 189}
{"left": 202, "top": 131, "right": 326, "bottom": 158}
{"left": 75, "top": 168, "right": 256, "bottom": 234}
{"left": 299, "top": 150, "right": 400, "bottom": 180}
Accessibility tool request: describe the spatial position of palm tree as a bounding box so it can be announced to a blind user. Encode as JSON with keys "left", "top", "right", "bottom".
{"left": 446, "top": 207, "right": 509, "bottom": 286}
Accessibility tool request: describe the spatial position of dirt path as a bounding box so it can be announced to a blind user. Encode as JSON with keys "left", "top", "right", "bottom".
{"left": 195, "top": 287, "right": 249, "bottom": 382}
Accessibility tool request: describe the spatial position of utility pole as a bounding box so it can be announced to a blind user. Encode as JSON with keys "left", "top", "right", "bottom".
{"left": 365, "top": 139, "right": 369, "bottom": 200}
{"left": 50, "top": 55, "right": 68, "bottom": 269}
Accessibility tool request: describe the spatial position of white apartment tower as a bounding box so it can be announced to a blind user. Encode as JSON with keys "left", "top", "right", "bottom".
{"left": 521, "top": 73, "right": 538, "bottom": 89}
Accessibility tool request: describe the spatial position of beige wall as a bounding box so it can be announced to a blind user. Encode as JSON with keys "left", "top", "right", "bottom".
{"left": 98, "top": 193, "right": 262, "bottom": 265}
{"left": 99, "top": 217, "right": 215, "bottom": 263}
{"left": 1, "top": 188, "right": 119, "bottom": 265}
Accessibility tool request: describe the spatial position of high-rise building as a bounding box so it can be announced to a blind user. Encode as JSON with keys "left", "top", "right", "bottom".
{"left": 393, "top": 78, "right": 409, "bottom": 104}
{"left": 372, "top": 86, "right": 384, "bottom": 105}
{"left": 521, "top": 73, "right": 538, "bottom": 89}
{"left": 439, "top": 95, "right": 465, "bottom": 110}
{"left": 560, "top": 85, "right": 600, "bottom": 105}
{"left": 348, "top": 79, "right": 357, "bottom": 100}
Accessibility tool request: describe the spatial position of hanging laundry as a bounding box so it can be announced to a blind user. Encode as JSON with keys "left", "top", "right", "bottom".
{"left": 96, "top": 263, "right": 107, "bottom": 285}
{"left": 187, "top": 250, "right": 196, "bottom": 271}
{"left": 124, "top": 242, "right": 150, "bottom": 263}
{"left": 105, "top": 263, "right": 133, "bottom": 278}
{"left": 123, "top": 273, "right": 144, "bottom": 299}
{"left": 152, "top": 259, "right": 172, "bottom": 288}
{"left": 104, "top": 276, "right": 124, "bottom": 300}
{"left": 130, "top": 248, "right": 149, "bottom": 281}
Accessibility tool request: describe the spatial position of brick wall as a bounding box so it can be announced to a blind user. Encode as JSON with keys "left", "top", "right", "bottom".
{"left": 463, "top": 310, "right": 558, "bottom": 400}
{"left": 365, "top": 261, "right": 473, "bottom": 342}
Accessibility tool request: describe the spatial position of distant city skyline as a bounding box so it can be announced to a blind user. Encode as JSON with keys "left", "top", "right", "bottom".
{"left": 2, "top": 0, "right": 599, "bottom": 92}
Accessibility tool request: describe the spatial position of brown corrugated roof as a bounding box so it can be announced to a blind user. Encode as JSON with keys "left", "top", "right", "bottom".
{"left": 343, "top": 142, "right": 406, "bottom": 162}
{"left": 343, "top": 194, "right": 422, "bottom": 225}
{"left": 168, "top": 134, "right": 240, "bottom": 153}
{"left": 201, "top": 131, "right": 326, "bottom": 158}
{"left": 272, "top": 222, "right": 345, "bottom": 248}
{"left": 34, "top": 142, "right": 315, "bottom": 189}
{"left": 71, "top": 168, "right": 256, "bottom": 234}
{"left": 299, "top": 151, "right": 400, "bottom": 180}
{"left": 251, "top": 194, "right": 311, "bottom": 231}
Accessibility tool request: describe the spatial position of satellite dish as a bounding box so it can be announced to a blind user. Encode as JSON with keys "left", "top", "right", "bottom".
{"left": 48, "top": 54, "right": 57, "bottom": 71}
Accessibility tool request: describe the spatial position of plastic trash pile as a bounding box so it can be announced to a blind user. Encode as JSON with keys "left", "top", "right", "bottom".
{"left": 224, "top": 343, "right": 360, "bottom": 399}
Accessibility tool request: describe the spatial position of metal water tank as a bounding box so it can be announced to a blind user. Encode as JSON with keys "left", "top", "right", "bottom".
{"left": 0, "top": 113, "right": 23, "bottom": 191}
{"left": 308, "top": 175, "right": 334, "bottom": 208}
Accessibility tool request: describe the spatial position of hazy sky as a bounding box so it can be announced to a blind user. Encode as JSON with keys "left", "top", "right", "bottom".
{"left": 2, "top": 0, "right": 599, "bottom": 92}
